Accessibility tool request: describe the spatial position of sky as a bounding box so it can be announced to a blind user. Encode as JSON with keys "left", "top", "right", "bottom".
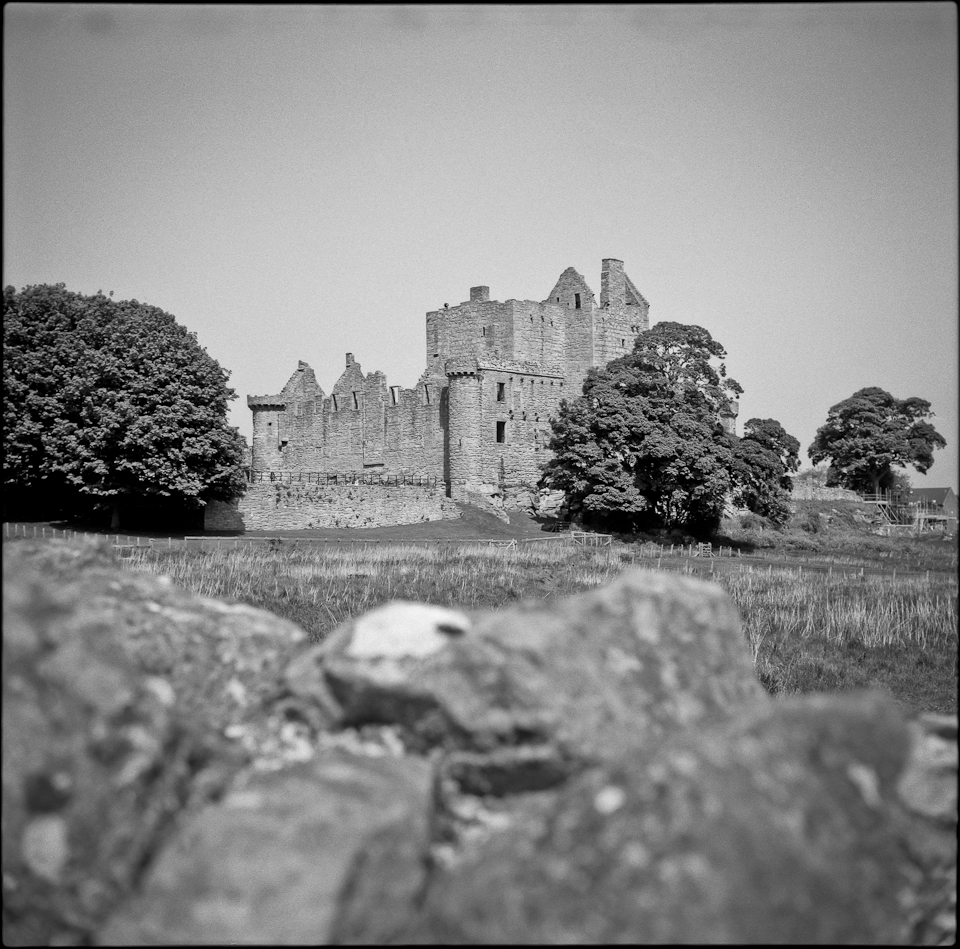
{"left": 5, "top": 3, "right": 958, "bottom": 491}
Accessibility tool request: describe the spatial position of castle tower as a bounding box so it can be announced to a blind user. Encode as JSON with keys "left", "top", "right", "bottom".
{"left": 248, "top": 396, "right": 287, "bottom": 470}
{"left": 720, "top": 400, "right": 739, "bottom": 437}
{"left": 445, "top": 358, "right": 482, "bottom": 499}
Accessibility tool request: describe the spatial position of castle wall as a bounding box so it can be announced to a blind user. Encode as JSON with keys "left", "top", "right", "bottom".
{"left": 592, "top": 305, "right": 641, "bottom": 366}
{"left": 507, "top": 300, "right": 566, "bottom": 368}
{"left": 204, "top": 482, "right": 459, "bottom": 531}
{"left": 383, "top": 389, "right": 446, "bottom": 478}
{"left": 474, "top": 360, "right": 567, "bottom": 491}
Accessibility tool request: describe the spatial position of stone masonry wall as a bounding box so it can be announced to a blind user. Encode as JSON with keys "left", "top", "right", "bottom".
{"left": 205, "top": 483, "right": 460, "bottom": 531}
{"left": 476, "top": 361, "right": 567, "bottom": 491}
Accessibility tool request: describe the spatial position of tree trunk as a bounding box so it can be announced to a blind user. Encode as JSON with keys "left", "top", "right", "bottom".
{"left": 110, "top": 500, "right": 121, "bottom": 531}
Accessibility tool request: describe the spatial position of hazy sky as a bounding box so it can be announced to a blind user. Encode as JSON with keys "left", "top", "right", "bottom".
{"left": 5, "top": 4, "right": 958, "bottom": 490}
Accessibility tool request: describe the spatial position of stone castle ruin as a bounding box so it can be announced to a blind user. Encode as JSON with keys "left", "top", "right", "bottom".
{"left": 207, "top": 259, "right": 736, "bottom": 529}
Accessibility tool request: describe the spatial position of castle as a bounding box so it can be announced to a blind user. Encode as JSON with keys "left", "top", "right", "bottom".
{"left": 244, "top": 258, "right": 735, "bottom": 515}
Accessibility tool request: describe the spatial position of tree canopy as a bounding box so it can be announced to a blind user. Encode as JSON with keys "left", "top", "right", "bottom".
{"left": 542, "top": 322, "right": 793, "bottom": 534}
{"left": 4, "top": 283, "right": 247, "bottom": 527}
{"left": 730, "top": 418, "right": 800, "bottom": 524}
{"left": 807, "top": 387, "right": 946, "bottom": 494}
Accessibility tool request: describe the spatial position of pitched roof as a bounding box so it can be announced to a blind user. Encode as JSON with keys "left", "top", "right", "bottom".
{"left": 910, "top": 487, "right": 956, "bottom": 504}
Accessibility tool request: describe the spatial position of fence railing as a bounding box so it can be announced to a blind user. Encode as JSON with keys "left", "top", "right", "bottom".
{"left": 245, "top": 469, "right": 440, "bottom": 487}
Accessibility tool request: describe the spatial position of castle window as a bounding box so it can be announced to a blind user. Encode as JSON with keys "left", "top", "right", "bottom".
{"left": 556, "top": 297, "right": 560, "bottom": 302}
{"left": 424, "top": 384, "right": 432, "bottom": 404}
{"left": 496, "top": 382, "right": 505, "bottom": 402}
{"left": 390, "top": 386, "right": 400, "bottom": 406}
{"left": 496, "top": 421, "right": 506, "bottom": 443}
{"left": 621, "top": 339, "right": 625, "bottom": 347}
{"left": 482, "top": 326, "right": 486, "bottom": 336}
{"left": 575, "top": 293, "right": 581, "bottom": 309}
{"left": 352, "top": 391, "right": 359, "bottom": 410}
{"left": 332, "top": 395, "right": 338, "bottom": 412}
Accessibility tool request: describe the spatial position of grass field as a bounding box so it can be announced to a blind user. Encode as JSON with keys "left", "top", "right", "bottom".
{"left": 116, "top": 539, "right": 958, "bottom": 717}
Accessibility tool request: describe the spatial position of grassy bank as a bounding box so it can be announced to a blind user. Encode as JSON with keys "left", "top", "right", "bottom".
{"left": 120, "top": 541, "right": 958, "bottom": 716}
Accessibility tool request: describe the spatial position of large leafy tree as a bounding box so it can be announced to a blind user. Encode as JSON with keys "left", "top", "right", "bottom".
{"left": 543, "top": 323, "right": 750, "bottom": 534}
{"left": 731, "top": 418, "right": 800, "bottom": 524}
{"left": 808, "top": 387, "right": 946, "bottom": 494}
{"left": 4, "top": 283, "right": 247, "bottom": 528}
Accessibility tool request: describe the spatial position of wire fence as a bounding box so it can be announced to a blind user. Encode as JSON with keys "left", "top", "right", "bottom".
{"left": 4, "top": 522, "right": 955, "bottom": 578}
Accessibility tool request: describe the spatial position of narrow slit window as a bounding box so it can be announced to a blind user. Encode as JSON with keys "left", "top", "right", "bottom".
{"left": 331, "top": 395, "right": 338, "bottom": 412}
{"left": 390, "top": 386, "right": 399, "bottom": 406}
{"left": 496, "top": 382, "right": 506, "bottom": 402}
{"left": 352, "top": 391, "right": 359, "bottom": 410}
{"left": 424, "top": 384, "right": 431, "bottom": 404}
{"left": 574, "top": 293, "right": 581, "bottom": 309}
{"left": 496, "top": 421, "right": 506, "bottom": 443}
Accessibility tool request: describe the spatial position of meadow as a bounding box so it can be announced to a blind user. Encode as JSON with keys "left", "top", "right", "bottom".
{"left": 119, "top": 539, "right": 959, "bottom": 717}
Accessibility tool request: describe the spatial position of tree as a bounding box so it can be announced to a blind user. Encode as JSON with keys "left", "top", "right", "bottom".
{"left": 542, "top": 323, "right": 746, "bottom": 535}
{"left": 731, "top": 418, "right": 801, "bottom": 525}
{"left": 4, "top": 284, "right": 248, "bottom": 529}
{"left": 807, "top": 387, "right": 946, "bottom": 495}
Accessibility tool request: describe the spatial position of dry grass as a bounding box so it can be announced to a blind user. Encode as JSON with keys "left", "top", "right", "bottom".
{"left": 121, "top": 541, "right": 958, "bottom": 715}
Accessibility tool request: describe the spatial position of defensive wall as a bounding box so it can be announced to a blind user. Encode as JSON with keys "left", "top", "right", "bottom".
{"left": 204, "top": 482, "right": 459, "bottom": 532}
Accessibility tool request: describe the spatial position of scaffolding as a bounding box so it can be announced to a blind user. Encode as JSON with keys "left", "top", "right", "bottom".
{"left": 858, "top": 491, "right": 949, "bottom": 531}
{"left": 857, "top": 491, "right": 912, "bottom": 525}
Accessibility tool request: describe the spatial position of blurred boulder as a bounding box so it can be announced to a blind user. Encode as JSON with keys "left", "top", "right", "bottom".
{"left": 2, "top": 539, "right": 309, "bottom": 945}
{"left": 98, "top": 750, "right": 434, "bottom": 945}
{"left": 341, "top": 692, "right": 940, "bottom": 945}
{"left": 286, "top": 570, "right": 769, "bottom": 794}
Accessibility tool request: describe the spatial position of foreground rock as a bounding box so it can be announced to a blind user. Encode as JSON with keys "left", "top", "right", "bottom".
{"left": 6, "top": 540, "right": 955, "bottom": 945}
{"left": 286, "top": 570, "right": 769, "bottom": 794}
{"left": 98, "top": 750, "right": 434, "bottom": 945}
{"left": 2, "top": 540, "right": 309, "bottom": 945}
{"left": 335, "top": 691, "right": 952, "bottom": 944}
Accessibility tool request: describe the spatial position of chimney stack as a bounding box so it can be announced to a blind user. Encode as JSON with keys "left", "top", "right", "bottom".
{"left": 600, "top": 259, "right": 625, "bottom": 307}
{"left": 346, "top": 352, "right": 354, "bottom": 367}
{"left": 470, "top": 286, "right": 490, "bottom": 303}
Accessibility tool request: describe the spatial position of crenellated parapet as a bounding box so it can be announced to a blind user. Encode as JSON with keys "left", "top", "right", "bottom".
{"left": 444, "top": 356, "right": 480, "bottom": 377}
{"left": 247, "top": 394, "right": 285, "bottom": 408}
